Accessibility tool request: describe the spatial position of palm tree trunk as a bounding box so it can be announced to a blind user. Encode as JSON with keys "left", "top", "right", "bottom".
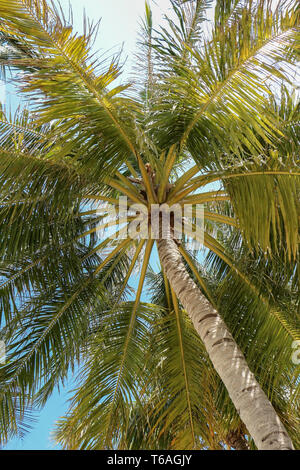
{"left": 226, "top": 430, "right": 249, "bottom": 450}
{"left": 157, "top": 238, "right": 294, "bottom": 450}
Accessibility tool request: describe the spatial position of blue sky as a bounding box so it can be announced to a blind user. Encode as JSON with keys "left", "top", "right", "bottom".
{"left": 2, "top": 0, "right": 176, "bottom": 451}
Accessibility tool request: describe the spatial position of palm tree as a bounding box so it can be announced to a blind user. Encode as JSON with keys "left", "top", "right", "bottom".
{"left": 53, "top": 225, "right": 300, "bottom": 450}
{"left": 0, "top": 0, "right": 299, "bottom": 450}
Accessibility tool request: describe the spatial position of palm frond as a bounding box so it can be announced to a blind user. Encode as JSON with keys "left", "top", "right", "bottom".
{"left": 0, "top": 0, "right": 141, "bottom": 179}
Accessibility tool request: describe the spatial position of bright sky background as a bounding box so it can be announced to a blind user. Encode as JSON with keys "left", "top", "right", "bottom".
{"left": 2, "top": 0, "right": 181, "bottom": 450}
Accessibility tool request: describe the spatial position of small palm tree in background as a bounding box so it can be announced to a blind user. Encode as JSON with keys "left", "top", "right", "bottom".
{"left": 0, "top": 0, "right": 299, "bottom": 450}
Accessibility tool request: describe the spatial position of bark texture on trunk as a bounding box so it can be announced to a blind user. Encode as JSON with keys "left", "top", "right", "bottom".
{"left": 226, "top": 430, "right": 249, "bottom": 450}
{"left": 157, "top": 238, "right": 294, "bottom": 450}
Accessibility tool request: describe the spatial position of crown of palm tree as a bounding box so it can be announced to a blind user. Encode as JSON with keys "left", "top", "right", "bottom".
{"left": 0, "top": 0, "right": 299, "bottom": 450}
